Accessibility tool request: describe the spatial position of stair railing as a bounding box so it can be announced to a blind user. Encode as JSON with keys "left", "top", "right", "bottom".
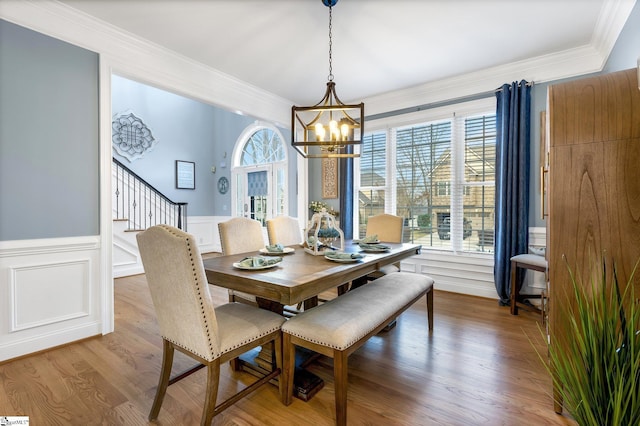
{"left": 112, "top": 158, "right": 188, "bottom": 231}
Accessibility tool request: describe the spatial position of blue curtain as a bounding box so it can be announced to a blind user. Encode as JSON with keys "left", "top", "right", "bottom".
{"left": 494, "top": 81, "right": 531, "bottom": 305}
{"left": 339, "top": 146, "right": 354, "bottom": 238}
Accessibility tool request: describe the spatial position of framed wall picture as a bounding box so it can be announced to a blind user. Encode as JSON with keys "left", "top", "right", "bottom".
{"left": 176, "top": 160, "right": 195, "bottom": 189}
{"left": 321, "top": 157, "right": 338, "bottom": 199}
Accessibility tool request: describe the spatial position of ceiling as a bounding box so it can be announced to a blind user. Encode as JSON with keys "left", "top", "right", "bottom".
{"left": 57, "top": 0, "right": 633, "bottom": 106}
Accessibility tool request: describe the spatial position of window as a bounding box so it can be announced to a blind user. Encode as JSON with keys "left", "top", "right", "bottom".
{"left": 231, "top": 124, "right": 287, "bottom": 225}
{"left": 436, "top": 182, "right": 451, "bottom": 196}
{"left": 357, "top": 101, "right": 496, "bottom": 253}
{"left": 358, "top": 132, "right": 387, "bottom": 236}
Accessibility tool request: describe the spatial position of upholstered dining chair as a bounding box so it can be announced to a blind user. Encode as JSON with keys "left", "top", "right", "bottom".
{"left": 266, "top": 215, "right": 303, "bottom": 246}
{"left": 266, "top": 215, "right": 317, "bottom": 312}
{"left": 218, "top": 217, "right": 266, "bottom": 305}
{"left": 357, "top": 213, "right": 406, "bottom": 330}
{"left": 364, "top": 213, "right": 404, "bottom": 278}
{"left": 367, "top": 213, "right": 404, "bottom": 245}
{"left": 136, "top": 225, "right": 285, "bottom": 425}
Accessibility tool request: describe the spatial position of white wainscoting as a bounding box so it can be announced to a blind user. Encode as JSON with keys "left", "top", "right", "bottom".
{"left": 401, "top": 226, "right": 546, "bottom": 300}
{"left": 187, "top": 216, "right": 226, "bottom": 253}
{"left": 0, "top": 236, "right": 102, "bottom": 362}
{"left": 401, "top": 250, "right": 497, "bottom": 299}
{"left": 113, "top": 220, "right": 547, "bottom": 301}
{"left": 112, "top": 216, "right": 235, "bottom": 278}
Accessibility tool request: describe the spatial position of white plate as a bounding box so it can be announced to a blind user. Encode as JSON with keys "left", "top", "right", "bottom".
{"left": 233, "top": 260, "right": 282, "bottom": 270}
{"left": 259, "top": 247, "right": 295, "bottom": 255}
{"left": 324, "top": 254, "right": 363, "bottom": 263}
{"left": 354, "top": 239, "right": 380, "bottom": 244}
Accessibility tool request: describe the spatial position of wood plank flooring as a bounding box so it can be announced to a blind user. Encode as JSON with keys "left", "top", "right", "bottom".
{"left": 0, "top": 271, "right": 576, "bottom": 425}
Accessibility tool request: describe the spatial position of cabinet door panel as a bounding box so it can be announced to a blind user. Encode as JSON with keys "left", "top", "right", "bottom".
{"left": 549, "top": 70, "right": 640, "bottom": 148}
{"left": 548, "top": 68, "right": 640, "bottom": 413}
{"left": 550, "top": 139, "right": 640, "bottom": 300}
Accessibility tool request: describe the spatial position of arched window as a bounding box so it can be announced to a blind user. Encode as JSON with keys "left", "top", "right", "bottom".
{"left": 231, "top": 122, "right": 288, "bottom": 225}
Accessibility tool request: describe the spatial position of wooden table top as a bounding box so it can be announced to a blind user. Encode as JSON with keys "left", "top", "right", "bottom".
{"left": 203, "top": 241, "right": 421, "bottom": 306}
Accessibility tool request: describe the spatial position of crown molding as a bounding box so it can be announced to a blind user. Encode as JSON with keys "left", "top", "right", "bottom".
{"left": 0, "top": 0, "right": 292, "bottom": 125}
{"left": 591, "top": 0, "right": 637, "bottom": 63}
{"left": 363, "top": 0, "right": 636, "bottom": 117}
{"left": 1, "top": 0, "right": 635, "bottom": 125}
{"left": 362, "top": 44, "right": 605, "bottom": 117}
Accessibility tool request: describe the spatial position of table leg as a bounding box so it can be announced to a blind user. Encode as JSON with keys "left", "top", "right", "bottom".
{"left": 237, "top": 297, "right": 324, "bottom": 401}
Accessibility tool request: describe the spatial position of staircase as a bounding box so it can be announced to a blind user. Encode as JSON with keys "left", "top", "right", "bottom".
{"left": 112, "top": 158, "right": 188, "bottom": 277}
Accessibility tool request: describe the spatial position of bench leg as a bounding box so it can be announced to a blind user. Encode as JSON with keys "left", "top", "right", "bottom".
{"left": 334, "top": 350, "right": 349, "bottom": 426}
{"left": 282, "top": 333, "right": 296, "bottom": 406}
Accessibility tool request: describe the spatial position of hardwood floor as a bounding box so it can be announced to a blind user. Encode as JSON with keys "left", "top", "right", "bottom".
{"left": 0, "top": 271, "right": 576, "bottom": 425}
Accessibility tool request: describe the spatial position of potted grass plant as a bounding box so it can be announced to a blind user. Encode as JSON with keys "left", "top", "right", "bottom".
{"left": 540, "top": 258, "right": 640, "bottom": 425}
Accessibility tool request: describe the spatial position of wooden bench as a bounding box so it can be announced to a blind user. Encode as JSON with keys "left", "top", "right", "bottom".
{"left": 281, "top": 271, "right": 434, "bottom": 426}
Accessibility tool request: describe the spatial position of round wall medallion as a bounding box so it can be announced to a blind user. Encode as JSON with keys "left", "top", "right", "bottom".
{"left": 217, "top": 176, "right": 229, "bottom": 194}
{"left": 112, "top": 111, "right": 157, "bottom": 161}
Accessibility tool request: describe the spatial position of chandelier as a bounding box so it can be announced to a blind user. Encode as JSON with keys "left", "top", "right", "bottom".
{"left": 291, "top": 0, "right": 364, "bottom": 158}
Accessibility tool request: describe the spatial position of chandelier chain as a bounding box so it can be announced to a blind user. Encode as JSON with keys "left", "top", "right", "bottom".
{"left": 328, "top": 5, "right": 333, "bottom": 82}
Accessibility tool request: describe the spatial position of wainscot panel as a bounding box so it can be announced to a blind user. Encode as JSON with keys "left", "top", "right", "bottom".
{"left": 0, "top": 236, "right": 102, "bottom": 362}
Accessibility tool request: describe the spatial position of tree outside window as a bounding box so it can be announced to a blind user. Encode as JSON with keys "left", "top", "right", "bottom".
{"left": 357, "top": 109, "right": 496, "bottom": 253}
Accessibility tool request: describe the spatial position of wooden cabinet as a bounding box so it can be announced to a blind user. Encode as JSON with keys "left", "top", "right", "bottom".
{"left": 547, "top": 68, "right": 640, "bottom": 413}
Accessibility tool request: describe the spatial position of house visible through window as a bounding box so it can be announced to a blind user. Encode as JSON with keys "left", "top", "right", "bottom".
{"left": 358, "top": 132, "right": 387, "bottom": 221}
{"left": 357, "top": 100, "right": 496, "bottom": 254}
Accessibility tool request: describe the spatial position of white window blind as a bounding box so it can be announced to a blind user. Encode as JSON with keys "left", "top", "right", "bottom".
{"left": 358, "top": 100, "right": 496, "bottom": 253}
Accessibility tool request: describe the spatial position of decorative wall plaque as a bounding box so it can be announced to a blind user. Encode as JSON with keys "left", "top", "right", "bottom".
{"left": 112, "top": 111, "right": 157, "bottom": 161}
{"left": 217, "top": 176, "right": 229, "bottom": 194}
{"left": 322, "top": 157, "right": 338, "bottom": 199}
{"left": 176, "top": 160, "right": 195, "bottom": 190}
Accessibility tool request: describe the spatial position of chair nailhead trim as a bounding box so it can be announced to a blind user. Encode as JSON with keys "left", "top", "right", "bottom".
{"left": 159, "top": 225, "right": 216, "bottom": 360}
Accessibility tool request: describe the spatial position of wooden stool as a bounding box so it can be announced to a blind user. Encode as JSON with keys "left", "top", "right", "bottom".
{"left": 510, "top": 254, "right": 547, "bottom": 315}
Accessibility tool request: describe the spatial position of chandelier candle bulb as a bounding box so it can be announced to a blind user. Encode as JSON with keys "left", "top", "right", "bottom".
{"left": 341, "top": 123, "right": 349, "bottom": 140}
{"left": 315, "top": 123, "right": 325, "bottom": 141}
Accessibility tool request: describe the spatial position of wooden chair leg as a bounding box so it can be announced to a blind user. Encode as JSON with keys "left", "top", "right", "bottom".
{"left": 149, "top": 339, "right": 174, "bottom": 421}
{"left": 349, "top": 277, "right": 368, "bottom": 291}
{"left": 229, "top": 358, "right": 241, "bottom": 371}
{"left": 337, "top": 283, "right": 350, "bottom": 296}
{"left": 273, "top": 333, "right": 285, "bottom": 404}
{"left": 510, "top": 260, "right": 518, "bottom": 315}
{"left": 201, "top": 360, "right": 221, "bottom": 426}
{"left": 334, "top": 350, "right": 349, "bottom": 426}
{"left": 303, "top": 296, "right": 318, "bottom": 310}
{"left": 426, "top": 288, "right": 434, "bottom": 332}
{"left": 282, "top": 333, "right": 296, "bottom": 406}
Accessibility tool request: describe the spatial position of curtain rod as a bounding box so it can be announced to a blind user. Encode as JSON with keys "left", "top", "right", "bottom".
{"left": 365, "top": 90, "right": 495, "bottom": 121}
{"left": 494, "top": 80, "right": 534, "bottom": 92}
{"left": 366, "top": 81, "right": 534, "bottom": 122}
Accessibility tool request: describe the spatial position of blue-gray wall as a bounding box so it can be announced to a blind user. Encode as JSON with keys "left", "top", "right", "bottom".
{"left": 112, "top": 75, "right": 297, "bottom": 217}
{"left": 112, "top": 75, "right": 253, "bottom": 216}
{"left": 2, "top": 2, "right": 638, "bottom": 240}
{"left": 0, "top": 19, "right": 99, "bottom": 241}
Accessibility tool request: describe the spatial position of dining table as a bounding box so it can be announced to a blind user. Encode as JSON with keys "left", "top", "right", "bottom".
{"left": 202, "top": 240, "right": 422, "bottom": 400}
